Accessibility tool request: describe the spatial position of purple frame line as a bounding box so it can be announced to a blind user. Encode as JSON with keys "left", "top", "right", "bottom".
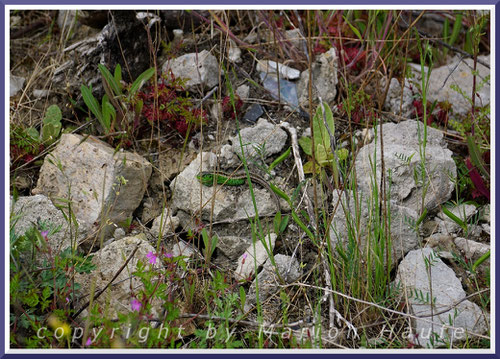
{"left": 1, "top": 1, "right": 498, "bottom": 358}
{"left": 1, "top": 1, "right": 500, "bottom": 5}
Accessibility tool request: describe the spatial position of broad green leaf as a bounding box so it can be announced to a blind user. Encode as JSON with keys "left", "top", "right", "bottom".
{"left": 98, "top": 64, "right": 122, "bottom": 96}
{"left": 279, "top": 214, "right": 289, "bottom": 234}
{"left": 114, "top": 63, "right": 122, "bottom": 91}
{"left": 316, "top": 144, "right": 329, "bottom": 165}
{"left": 303, "top": 160, "right": 319, "bottom": 174}
{"left": 129, "top": 67, "right": 155, "bottom": 99}
{"left": 298, "top": 136, "right": 312, "bottom": 156}
{"left": 81, "top": 84, "right": 103, "bottom": 122}
{"left": 26, "top": 127, "right": 40, "bottom": 141}
{"left": 43, "top": 104, "right": 62, "bottom": 125}
{"left": 42, "top": 122, "right": 56, "bottom": 142}
{"left": 313, "top": 103, "right": 335, "bottom": 156}
{"left": 134, "top": 99, "right": 144, "bottom": 116}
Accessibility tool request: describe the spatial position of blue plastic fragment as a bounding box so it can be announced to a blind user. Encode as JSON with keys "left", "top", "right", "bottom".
{"left": 259, "top": 72, "right": 299, "bottom": 108}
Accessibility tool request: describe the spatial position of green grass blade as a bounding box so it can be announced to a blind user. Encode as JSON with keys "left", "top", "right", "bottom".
{"left": 98, "top": 64, "right": 122, "bottom": 97}
{"left": 269, "top": 147, "right": 291, "bottom": 172}
{"left": 80, "top": 84, "right": 103, "bottom": 122}
{"left": 472, "top": 250, "right": 490, "bottom": 272}
{"left": 114, "top": 63, "right": 122, "bottom": 91}
{"left": 442, "top": 206, "right": 467, "bottom": 232}
{"left": 449, "top": 12, "right": 463, "bottom": 48}
{"left": 129, "top": 67, "right": 155, "bottom": 99}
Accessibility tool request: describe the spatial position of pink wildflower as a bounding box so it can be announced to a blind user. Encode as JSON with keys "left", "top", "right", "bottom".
{"left": 146, "top": 251, "right": 158, "bottom": 264}
{"left": 131, "top": 299, "right": 142, "bottom": 311}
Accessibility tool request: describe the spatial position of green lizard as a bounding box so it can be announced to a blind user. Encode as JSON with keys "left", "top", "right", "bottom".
{"left": 196, "top": 171, "right": 281, "bottom": 213}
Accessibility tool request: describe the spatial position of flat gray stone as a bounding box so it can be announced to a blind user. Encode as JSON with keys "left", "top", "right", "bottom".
{"left": 329, "top": 189, "right": 419, "bottom": 266}
{"left": 256, "top": 59, "right": 301, "bottom": 80}
{"left": 230, "top": 118, "right": 288, "bottom": 160}
{"left": 426, "top": 55, "right": 490, "bottom": 118}
{"left": 395, "top": 248, "right": 488, "bottom": 348}
{"left": 74, "top": 234, "right": 163, "bottom": 320}
{"left": 235, "top": 233, "right": 276, "bottom": 280}
{"left": 150, "top": 208, "right": 180, "bottom": 239}
{"left": 162, "top": 50, "right": 219, "bottom": 91}
{"left": 355, "top": 120, "right": 455, "bottom": 212}
{"left": 11, "top": 194, "right": 89, "bottom": 265}
{"left": 10, "top": 75, "right": 25, "bottom": 97}
{"left": 297, "top": 47, "right": 338, "bottom": 107}
{"left": 244, "top": 253, "right": 301, "bottom": 311}
{"left": 33, "top": 134, "right": 152, "bottom": 239}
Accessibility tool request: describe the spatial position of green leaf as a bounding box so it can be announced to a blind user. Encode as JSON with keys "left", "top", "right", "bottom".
{"left": 274, "top": 211, "right": 282, "bottom": 235}
{"left": 415, "top": 208, "right": 428, "bottom": 227}
{"left": 23, "top": 289, "right": 39, "bottom": 307}
{"left": 114, "top": 63, "right": 122, "bottom": 90}
{"left": 303, "top": 160, "right": 317, "bottom": 174}
{"left": 42, "top": 122, "right": 61, "bottom": 143}
{"left": 291, "top": 211, "right": 315, "bottom": 241}
{"left": 134, "top": 99, "right": 144, "bottom": 116}
{"left": 298, "top": 136, "right": 312, "bottom": 156}
{"left": 449, "top": 12, "right": 463, "bottom": 48}
{"left": 442, "top": 206, "right": 467, "bottom": 232}
{"left": 81, "top": 84, "right": 103, "bottom": 122}
{"left": 313, "top": 102, "right": 334, "bottom": 155}
{"left": 270, "top": 183, "right": 290, "bottom": 203}
{"left": 346, "top": 21, "right": 362, "bottom": 41}
{"left": 316, "top": 144, "right": 329, "bottom": 165}
{"left": 269, "top": 147, "right": 291, "bottom": 172}
{"left": 279, "top": 214, "right": 289, "bottom": 234}
{"left": 101, "top": 95, "right": 115, "bottom": 132}
{"left": 129, "top": 67, "right": 155, "bottom": 99}
{"left": 43, "top": 104, "right": 62, "bottom": 125}
{"left": 472, "top": 250, "right": 490, "bottom": 271}
{"left": 42, "top": 286, "right": 52, "bottom": 301}
{"left": 239, "top": 286, "right": 246, "bottom": 308}
{"left": 26, "top": 127, "right": 40, "bottom": 141}
{"left": 98, "top": 64, "right": 122, "bottom": 97}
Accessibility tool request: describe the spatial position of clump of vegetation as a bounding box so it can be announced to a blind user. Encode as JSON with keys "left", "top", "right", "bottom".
{"left": 137, "top": 72, "right": 208, "bottom": 137}
{"left": 10, "top": 220, "right": 95, "bottom": 348}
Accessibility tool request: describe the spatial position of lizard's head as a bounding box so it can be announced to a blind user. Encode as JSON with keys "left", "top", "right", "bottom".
{"left": 196, "top": 172, "right": 215, "bottom": 186}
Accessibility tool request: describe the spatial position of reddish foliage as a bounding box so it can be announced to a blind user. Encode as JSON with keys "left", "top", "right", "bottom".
{"left": 483, "top": 150, "right": 490, "bottom": 165}
{"left": 275, "top": 16, "right": 284, "bottom": 29}
{"left": 341, "top": 46, "right": 366, "bottom": 71}
{"left": 137, "top": 74, "right": 208, "bottom": 137}
{"left": 465, "top": 157, "right": 490, "bottom": 200}
{"left": 412, "top": 100, "right": 426, "bottom": 121}
{"left": 10, "top": 142, "right": 44, "bottom": 168}
{"left": 313, "top": 43, "right": 328, "bottom": 54}
{"left": 413, "top": 100, "right": 450, "bottom": 126}
{"left": 435, "top": 107, "right": 449, "bottom": 126}
{"left": 221, "top": 95, "right": 243, "bottom": 120}
{"left": 338, "top": 102, "right": 375, "bottom": 125}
